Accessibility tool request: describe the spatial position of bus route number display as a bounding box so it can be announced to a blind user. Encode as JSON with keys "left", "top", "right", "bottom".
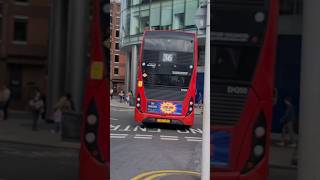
{"left": 161, "top": 52, "right": 176, "bottom": 63}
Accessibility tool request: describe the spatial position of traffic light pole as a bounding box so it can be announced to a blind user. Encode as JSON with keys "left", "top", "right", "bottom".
{"left": 298, "top": 0, "right": 320, "bottom": 179}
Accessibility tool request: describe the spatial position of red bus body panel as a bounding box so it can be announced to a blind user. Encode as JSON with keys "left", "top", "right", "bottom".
{"left": 212, "top": 0, "right": 278, "bottom": 179}
{"left": 79, "top": 0, "right": 109, "bottom": 179}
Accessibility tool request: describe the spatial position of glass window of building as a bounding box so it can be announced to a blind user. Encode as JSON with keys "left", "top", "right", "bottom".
{"left": 280, "top": 0, "right": 302, "bottom": 14}
{"left": 141, "top": 0, "right": 150, "bottom": 4}
{"left": 14, "top": 17, "right": 28, "bottom": 42}
{"left": 185, "top": 0, "right": 198, "bottom": 28}
{"left": 160, "top": 0, "right": 172, "bottom": 30}
{"left": 132, "top": 0, "right": 140, "bottom": 6}
{"left": 130, "top": 5, "right": 139, "bottom": 35}
{"left": 115, "top": 43, "right": 119, "bottom": 50}
{"left": 139, "top": 3, "right": 150, "bottom": 33}
{"left": 116, "top": 30, "right": 120, "bottom": 38}
{"left": 150, "top": 2, "right": 161, "bottom": 30}
{"left": 114, "top": 67, "right": 119, "bottom": 75}
{"left": 173, "top": 0, "right": 185, "bottom": 30}
{"left": 124, "top": 8, "right": 131, "bottom": 36}
{"left": 115, "top": 54, "right": 120, "bottom": 63}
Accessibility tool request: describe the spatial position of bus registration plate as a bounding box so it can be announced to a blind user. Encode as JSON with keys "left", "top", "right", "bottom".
{"left": 156, "top": 119, "right": 171, "bottom": 123}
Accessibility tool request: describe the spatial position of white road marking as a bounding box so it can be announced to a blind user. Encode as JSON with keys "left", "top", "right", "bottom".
{"left": 160, "top": 138, "right": 179, "bottom": 141}
{"left": 110, "top": 133, "right": 128, "bottom": 139}
{"left": 160, "top": 135, "right": 179, "bottom": 138}
{"left": 160, "top": 135, "right": 179, "bottom": 141}
{"left": 134, "top": 134, "right": 153, "bottom": 139}
{"left": 111, "top": 118, "right": 118, "bottom": 121}
{"left": 185, "top": 137, "right": 202, "bottom": 142}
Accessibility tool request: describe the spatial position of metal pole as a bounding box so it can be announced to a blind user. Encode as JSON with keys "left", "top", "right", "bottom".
{"left": 66, "top": 0, "right": 89, "bottom": 112}
{"left": 125, "top": 51, "right": 131, "bottom": 93}
{"left": 298, "top": 0, "right": 320, "bottom": 179}
{"left": 201, "top": 0, "right": 210, "bottom": 179}
{"left": 130, "top": 45, "right": 138, "bottom": 95}
{"left": 48, "top": 0, "right": 67, "bottom": 118}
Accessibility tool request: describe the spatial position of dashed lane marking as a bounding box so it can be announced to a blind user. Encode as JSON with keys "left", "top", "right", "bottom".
{"left": 134, "top": 134, "right": 153, "bottom": 139}
{"left": 110, "top": 133, "right": 128, "bottom": 139}
{"left": 160, "top": 135, "right": 179, "bottom": 141}
{"left": 110, "top": 133, "right": 202, "bottom": 142}
{"left": 185, "top": 137, "right": 202, "bottom": 142}
{"left": 110, "top": 118, "right": 118, "bottom": 121}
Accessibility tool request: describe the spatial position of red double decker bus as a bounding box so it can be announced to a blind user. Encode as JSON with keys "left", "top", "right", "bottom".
{"left": 79, "top": 0, "right": 109, "bottom": 179}
{"left": 135, "top": 31, "right": 198, "bottom": 126}
{"left": 211, "top": 0, "right": 278, "bottom": 179}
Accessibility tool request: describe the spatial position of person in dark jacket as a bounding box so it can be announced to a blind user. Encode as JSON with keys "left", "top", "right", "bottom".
{"left": 278, "top": 96, "right": 297, "bottom": 147}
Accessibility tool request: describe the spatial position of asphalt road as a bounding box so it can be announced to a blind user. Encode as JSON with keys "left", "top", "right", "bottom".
{"left": 269, "top": 168, "right": 297, "bottom": 180}
{"left": 110, "top": 107, "right": 203, "bottom": 180}
{"left": 0, "top": 141, "right": 79, "bottom": 180}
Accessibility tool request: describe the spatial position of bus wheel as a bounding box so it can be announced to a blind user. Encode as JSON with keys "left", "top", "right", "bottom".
{"left": 140, "top": 123, "right": 146, "bottom": 128}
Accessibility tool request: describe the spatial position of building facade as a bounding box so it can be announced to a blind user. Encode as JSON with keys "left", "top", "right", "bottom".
{"left": 0, "top": 0, "right": 50, "bottom": 109}
{"left": 110, "top": 0, "right": 126, "bottom": 94}
{"left": 119, "top": 0, "right": 206, "bottom": 95}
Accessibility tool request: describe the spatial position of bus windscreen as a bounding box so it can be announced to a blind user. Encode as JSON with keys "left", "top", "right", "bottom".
{"left": 212, "top": 46, "right": 260, "bottom": 81}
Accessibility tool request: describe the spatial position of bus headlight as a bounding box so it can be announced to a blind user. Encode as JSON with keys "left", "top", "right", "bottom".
{"left": 83, "top": 99, "right": 103, "bottom": 163}
{"left": 241, "top": 112, "right": 267, "bottom": 174}
{"left": 186, "top": 98, "right": 194, "bottom": 116}
{"left": 255, "top": 126, "right": 265, "bottom": 138}
{"left": 254, "top": 145, "right": 264, "bottom": 157}
{"left": 87, "top": 114, "right": 97, "bottom": 125}
{"left": 85, "top": 132, "right": 96, "bottom": 143}
{"left": 136, "top": 94, "right": 142, "bottom": 112}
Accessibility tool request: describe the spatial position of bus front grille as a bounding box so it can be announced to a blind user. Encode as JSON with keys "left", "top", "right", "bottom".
{"left": 211, "top": 83, "right": 248, "bottom": 126}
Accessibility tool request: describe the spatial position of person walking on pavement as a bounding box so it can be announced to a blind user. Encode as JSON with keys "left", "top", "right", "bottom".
{"left": 52, "top": 93, "right": 73, "bottom": 134}
{"left": 29, "top": 88, "right": 44, "bottom": 131}
{"left": 118, "top": 90, "right": 124, "bottom": 103}
{"left": 0, "top": 85, "right": 11, "bottom": 120}
{"left": 278, "top": 96, "right": 297, "bottom": 147}
{"left": 126, "top": 91, "right": 131, "bottom": 104}
{"left": 110, "top": 88, "right": 114, "bottom": 99}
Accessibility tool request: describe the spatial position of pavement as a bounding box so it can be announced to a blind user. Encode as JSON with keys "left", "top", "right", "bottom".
{"left": 0, "top": 98, "right": 297, "bottom": 171}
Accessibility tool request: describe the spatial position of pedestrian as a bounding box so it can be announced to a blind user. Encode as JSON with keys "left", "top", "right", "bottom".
{"left": 40, "top": 94, "right": 46, "bottom": 121}
{"left": 278, "top": 96, "right": 297, "bottom": 147}
{"left": 0, "top": 85, "right": 11, "bottom": 120}
{"left": 198, "top": 92, "right": 203, "bottom": 109}
{"left": 52, "top": 93, "right": 73, "bottom": 134}
{"left": 126, "top": 91, "right": 131, "bottom": 104}
{"left": 118, "top": 90, "right": 124, "bottom": 103}
{"left": 110, "top": 88, "right": 114, "bottom": 99}
{"left": 29, "top": 88, "right": 44, "bottom": 131}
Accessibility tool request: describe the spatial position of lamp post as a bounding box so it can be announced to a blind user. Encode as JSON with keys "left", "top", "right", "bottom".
{"left": 195, "top": 1, "right": 210, "bottom": 180}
